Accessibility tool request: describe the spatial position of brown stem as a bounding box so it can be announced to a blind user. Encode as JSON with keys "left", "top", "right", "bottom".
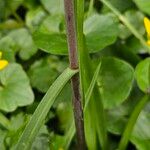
{"left": 64, "top": 0, "right": 86, "bottom": 149}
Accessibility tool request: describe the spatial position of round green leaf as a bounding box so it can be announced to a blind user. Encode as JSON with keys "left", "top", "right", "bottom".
{"left": 99, "top": 57, "right": 134, "bottom": 108}
{"left": 84, "top": 14, "right": 119, "bottom": 53}
{"left": 0, "top": 63, "right": 34, "bottom": 112}
{"left": 135, "top": 58, "right": 150, "bottom": 94}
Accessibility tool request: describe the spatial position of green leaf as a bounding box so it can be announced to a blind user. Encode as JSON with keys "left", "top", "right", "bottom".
{"left": 31, "top": 126, "right": 50, "bottom": 150}
{"left": 118, "top": 10, "right": 145, "bottom": 40}
{"left": 126, "top": 37, "right": 145, "bottom": 54}
{"left": 0, "top": 129, "right": 7, "bottom": 150}
{"left": 40, "top": 0, "right": 64, "bottom": 15}
{"left": 50, "top": 134, "right": 65, "bottom": 150}
{"left": 130, "top": 110, "right": 150, "bottom": 150}
{"left": 38, "top": 14, "right": 65, "bottom": 34}
{"left": 0, "top": 36, "right": 16, "bottom": 62}
{"left": 133, "top": 0, "right": 150, "bottom": 15}
{"left": 28, "top": 56, "right": 67, "bottom": 93}
{"left": 8, "top": 28, "right": 37, "bottom": 60}
{"left": 106, "top": 93, "right": 150, "bottom": 150}
{"left": 103, "top": 0, "right": 134, "bottom": 13}
{"left": 25, "top": 7, "right": 47, "bottom": 32}
{"left": 33, "top": 32, "right": 68, "bottom": 55}
{"left": 6, "top": 113, "right": 30, "bottom": 148}
{"left": 118, "top": 95, "right": 149, "bottom": 150}
{"left": 33, "top": 14, "right": 119, "bottom": 55}
{"left": 84, "top": 14, "right": 119, "bottom": 53}
{"left": 131, "top": 138, "right": 150, "bottom": 150}
{"left": 0, "top": 63, "right": 34, "bottom": 112}
{"left": 0, "top": 112, "right": 10, "bottom": 129}
{"left": 99, "top": 57, "right": 134, "bottom": 108}
{"left": 135, "top": 58, "right": 150, "bottom": 94}
{"left": 56, "top": 100, "right": 73, "bottom": 133}
{"left": 106, "top": 86, "right": 144, "bottom": 136}
{"left": 124, "top": 10, "right": 145, "bottom": 35}
{"left": 15, "top": 68, "right": 78, "bottom": 150}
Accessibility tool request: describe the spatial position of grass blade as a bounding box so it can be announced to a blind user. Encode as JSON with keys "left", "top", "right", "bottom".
{"left": 84, "top": 62, "right": 101, "bottom": 110}
{"left": 15, "top": 68, "right": 78, "bottom": 150}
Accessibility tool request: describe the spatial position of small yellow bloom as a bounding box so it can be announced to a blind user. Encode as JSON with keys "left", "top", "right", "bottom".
{"left": 0, "top": 51, "right": 8, "bottom": 70}
{"left": 144, "top": 17, "right": 150, "bottom": 46}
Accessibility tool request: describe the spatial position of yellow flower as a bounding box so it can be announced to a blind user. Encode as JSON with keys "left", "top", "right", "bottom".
{"left": 144, "top": 17, "right": 150, "bottom": 46}
{"left": 0, "top": 51, "right": 8, "bottom": 70}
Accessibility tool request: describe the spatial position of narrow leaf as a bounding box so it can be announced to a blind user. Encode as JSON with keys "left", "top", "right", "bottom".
{"left": 15, "top": 68, "right": 78, "bottom": 150}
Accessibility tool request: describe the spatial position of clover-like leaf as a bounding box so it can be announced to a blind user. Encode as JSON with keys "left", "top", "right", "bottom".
{"left": 98, "top": 57, "right": 134, "bottom": 108}
{"left": 135, "top": 58, "right": 150, "bottom": 94}
{"left": 0, "top": 63, "right": 34, "bottom": 112}
{"left": 84, "top": 14, "right": 119, "bottom": 53}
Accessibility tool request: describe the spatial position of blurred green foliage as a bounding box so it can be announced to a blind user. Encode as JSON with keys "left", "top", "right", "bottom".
{"left": 0, "top": 0, "right": 149, "bottom": 149}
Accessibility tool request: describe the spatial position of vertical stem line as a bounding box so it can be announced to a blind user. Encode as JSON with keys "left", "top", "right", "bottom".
{"left": 64, "top": 0, "right": 86, "bottom": 149}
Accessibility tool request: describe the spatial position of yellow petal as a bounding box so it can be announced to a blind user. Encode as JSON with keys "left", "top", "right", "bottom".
{"left": 147, "top": 40, "right": 150, "bottom": 46}
{"left": 144, "top": 17, "right": 150, "bottom": 36}
{"left": 0, "top": 60, "right": 8, "bottom": 70}
{"left": 0, "top": 51, "right": 2, "bottom": 59}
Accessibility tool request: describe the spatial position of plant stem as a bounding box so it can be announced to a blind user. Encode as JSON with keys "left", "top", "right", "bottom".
{"left": 101, "top": 0, "right": 150, "bottom": 54}
{"left": 75, "top": 0, "right": 108, "bottom": 149}
{"left": 64, "top": 0, "right": 86, "bottom": 149}
{"left": 118, "top": 95, "right": 149, "bottom": 150}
